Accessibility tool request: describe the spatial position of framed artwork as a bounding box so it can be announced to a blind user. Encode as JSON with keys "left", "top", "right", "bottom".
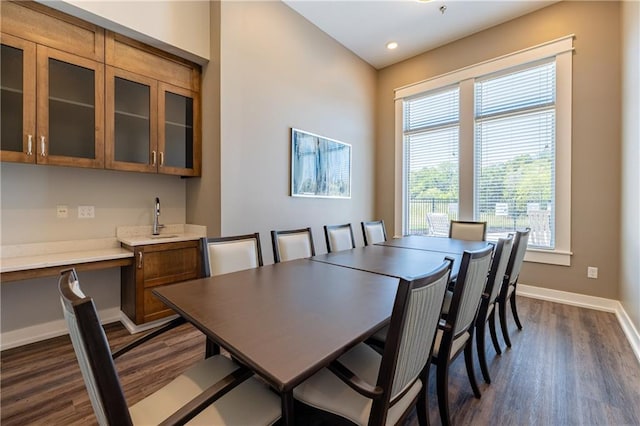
{"left": 290, "top": 128, "right": 352, "bottom": 198}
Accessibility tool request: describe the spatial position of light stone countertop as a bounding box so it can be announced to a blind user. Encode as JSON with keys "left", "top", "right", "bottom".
{"left": 0, "top": 224, "right": 207, "bottom": 274}
{"left": 0, "top": 238, "right": 133, "bottom": 273}
{"left": 116, "top": 224, "right": 207, "bottom": 246}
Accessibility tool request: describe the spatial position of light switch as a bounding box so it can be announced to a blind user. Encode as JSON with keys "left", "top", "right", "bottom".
{"left": 56, "top": 205, "right": 68, "bottom": 218}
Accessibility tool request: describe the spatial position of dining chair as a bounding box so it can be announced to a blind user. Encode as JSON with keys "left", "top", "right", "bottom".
{"left": 293, "top": 261, "right": 451, "bottom": 426}
{"left": 426, "top": 213, "right": 450, "bottom": 237}
{"left": 474, "top": 235, "right": 513, "bottom": 384}
{"left": 497, "top": 228, "right": 531, "bottom": 348}
{"left": 324, "top": 223, "right": 356, "bottom": 253}
{"left": 271, "top": 227, "right": 315, "bottom": 263}
{"left": 449, "top": 220, "right": 487, "bottom": 241}
{"left": 58, "top": 268, "right": 281, "bottom": 426}
{"left": 361, "top": 220, "right": 387, "bottom": 246}
{"left": 200, "top": 232, "right": 263, "bottom": 277}
{"left": 431, "top": 246, "right": 493, "bottom": 426}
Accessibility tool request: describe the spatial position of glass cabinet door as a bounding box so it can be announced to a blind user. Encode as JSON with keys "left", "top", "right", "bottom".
{"left": 1, "top": 34, "right": 36, "bottom": 163}
{"left": 106, "top": 67, "right": 157, "bottom": 172}
{"left": 158, "top": 82, "right": 200, "bottom": 176}
{"left": 36, "top": 46, "right": 104, "bottom": 168}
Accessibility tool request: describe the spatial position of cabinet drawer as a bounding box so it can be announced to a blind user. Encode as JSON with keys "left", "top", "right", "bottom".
{"left": 142, "top": 244, "right": 199, "bottom": 288}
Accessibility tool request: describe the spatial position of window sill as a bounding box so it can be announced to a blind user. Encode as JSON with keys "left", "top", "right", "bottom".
{"left": 524, "top": 248, "right": 572, "bottom": 266}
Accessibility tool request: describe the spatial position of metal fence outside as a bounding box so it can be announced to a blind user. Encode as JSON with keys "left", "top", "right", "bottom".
{"left": 407, "top": 198, "right": 551, "bottom": 247}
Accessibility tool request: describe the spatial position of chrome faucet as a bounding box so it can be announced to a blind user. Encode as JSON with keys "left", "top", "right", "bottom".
{"left": 152, "top": 197, "right": 164, "bottom": 235}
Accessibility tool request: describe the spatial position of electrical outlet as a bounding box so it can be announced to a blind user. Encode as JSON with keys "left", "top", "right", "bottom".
{"left": 78, "top": 205, "right": 95, "bottom": 219}
{"left": 56, "top": 205, "right": 68, "bottom": 218}
{"left": 587, "top": 266, "right": 598, "bottom": 279}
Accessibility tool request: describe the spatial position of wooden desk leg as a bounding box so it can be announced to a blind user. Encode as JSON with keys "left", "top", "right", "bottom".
{"left": 205, "top": 338, "right": 220, "bottom": 358}
{"left": 281, "top": 390, "right": 295, "bottom": 425}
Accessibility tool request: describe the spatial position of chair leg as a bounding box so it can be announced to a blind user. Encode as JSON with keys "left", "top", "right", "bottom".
{"left": 416, "top": 375, "right": 430, "bottom": 426}
{"left": 436, "top": 359, "right": 452, "bottom": 426}
{"left": 488, "top": 309, "right": 502, "bottom": 355}
{"left": 464, "top": 342, "right": 482, "bottom": 398}
{"left": 499, "top": 298, "right": 513, "bottom": 348}
{"left": 476, "top": 320, "right": 491, "bottom": 384}
{"left": 510, "top": 290, "right": 523, "bottom": 330}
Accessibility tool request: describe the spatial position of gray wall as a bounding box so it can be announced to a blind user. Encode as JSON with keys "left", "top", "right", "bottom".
{"left": 188, "top": 1, "right": 378, "bottom": 262}
{"left": 375, "top": 1, "right": 622, "bottom": 300}
{"left": 186, "top": 1, "right": 221, "bottom": 236}
{"left": 620, "top": 1, "right": 640, "bottom": 331}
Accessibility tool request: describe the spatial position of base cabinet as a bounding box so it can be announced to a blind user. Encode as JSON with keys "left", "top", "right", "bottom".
{"left": 121, "top": 240, "right": 200, "bottom": 325}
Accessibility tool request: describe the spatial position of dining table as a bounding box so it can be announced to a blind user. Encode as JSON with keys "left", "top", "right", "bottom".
{"left": 152, "top": 235, "right": 493, "bottom": 424}
{"left": 311, "top": 243, "right": 461, "bottom": 280}
{"left": 153, "top": 258, "right": 400, "bottom": 425}
{"left": 376, "top": 234, "right": 491, "bottom": 255}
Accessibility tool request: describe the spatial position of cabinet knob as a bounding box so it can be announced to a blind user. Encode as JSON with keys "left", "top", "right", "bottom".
{"left": 137, "top": 251, "right": 143, "bottom": 269}
{"left": 40, "top": 136, "right": 46, "bottom": 157}
{"left": 27, "top": 135, "right": 33, "bottom": 156}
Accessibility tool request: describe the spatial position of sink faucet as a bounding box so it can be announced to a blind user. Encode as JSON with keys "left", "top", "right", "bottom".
{"left": 152, "top": 197, "right": 164, "bottom": 235}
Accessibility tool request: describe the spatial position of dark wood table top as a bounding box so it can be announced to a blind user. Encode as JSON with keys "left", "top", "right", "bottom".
{"left": 153, "top": 259, "right": 399, "bottom": 393}
{"left": 311, "top": 245, "right": 460, "bottom": 280}
{"left": 377, "top": 235, "right": 491, "bottom": 255}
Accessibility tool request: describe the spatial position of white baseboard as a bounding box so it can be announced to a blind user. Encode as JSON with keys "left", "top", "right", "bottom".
{"left": 119, "top": 312, "right": 178, "bottom": 334}
{"left": 0, "top": 307, "right": 121, "bottom": 351}
{"left": 0, "top": 310, "right": 180, "bottom": 351}
{"left": 518, "top": 284, "right": 640, "bottom": 364}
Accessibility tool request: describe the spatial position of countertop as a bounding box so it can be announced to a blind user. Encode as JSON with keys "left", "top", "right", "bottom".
{"left": 1, "top": 238, "right": 133, "bottom": 274}
{"left": 0, "top": 224, "right": 207, "bottom": 276}
{"left": 116, "top": 224, "right": 207, "bottom": 246}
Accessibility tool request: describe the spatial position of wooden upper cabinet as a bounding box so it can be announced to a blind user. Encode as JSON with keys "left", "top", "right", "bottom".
{"left": 1, "top": 2, "right": 201, "bottom": 175}
{"left": 36, "top": 46, "right": 104, "bottom": 168}
{"left": 1, "top": 1, "right": 105, "bottom": 168}
{"left": 105, "top": 32, "right": 201, "bottom": 176}
{"left": 0, "top": 33, "right": 36, "bottom": 163}
{"left": 105, "top": 66, "right": 158, "bottom": 173}
{"left": 158, "top": 82, "right": 201, "bottom": 177}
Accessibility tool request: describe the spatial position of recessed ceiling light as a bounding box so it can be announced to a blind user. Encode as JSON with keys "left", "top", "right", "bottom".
{"left": 386, "top": 41, "right": 398, "bottom": 50}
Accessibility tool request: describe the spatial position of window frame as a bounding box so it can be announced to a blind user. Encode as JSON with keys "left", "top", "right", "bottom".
{"left": 394, "top": 36, "right": 574, "bottom": 266}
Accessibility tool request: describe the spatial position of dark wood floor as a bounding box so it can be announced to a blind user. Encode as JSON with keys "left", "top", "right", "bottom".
{"left": 1, "top": 296, "right": 639, "bottom": 425}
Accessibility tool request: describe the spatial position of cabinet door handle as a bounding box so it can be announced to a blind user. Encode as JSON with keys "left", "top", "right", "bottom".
{"left": 152, "top": 151, "right": 157, "bottom": 166}
{"left": 40, "top": 136, "right": 46, "bottom": 157}
{"left": 159, "top": 151, "right": 164, "bottom": 167}
{"left": 137, "top": 252, "right": 143, "bottom": 269}
{"left": 27, "top": 135, "right": 33, "bottom": 155}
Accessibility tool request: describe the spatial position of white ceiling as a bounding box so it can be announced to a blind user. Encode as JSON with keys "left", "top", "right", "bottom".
{"left": 283, "top": 0, "right": 557, "bottom": 69}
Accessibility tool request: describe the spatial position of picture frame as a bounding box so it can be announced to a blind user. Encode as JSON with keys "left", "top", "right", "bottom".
{"left": 290, "top": 128, "right": 352, "bottom": 199}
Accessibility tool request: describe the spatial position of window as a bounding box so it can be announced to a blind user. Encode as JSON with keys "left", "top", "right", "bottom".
{"left": 474, "top": 61, "right": 556, "bottom": 249}
{"left": 404, "top": 87, "right": 460, "bottom": 235}
{"left": 395, "top": 36, "right": 573, "bottom": 265}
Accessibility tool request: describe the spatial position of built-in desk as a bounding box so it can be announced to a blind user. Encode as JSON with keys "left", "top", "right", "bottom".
{"left": 0, "top": 238, "right": 134, "bottom": 282}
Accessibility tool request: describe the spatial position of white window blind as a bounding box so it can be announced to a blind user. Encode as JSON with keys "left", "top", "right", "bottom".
{"left": 474, "top": 61, "right": 556, "bottom": 248}
{"left": 404, "top": 87, "right": 460, "bottom": 235}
